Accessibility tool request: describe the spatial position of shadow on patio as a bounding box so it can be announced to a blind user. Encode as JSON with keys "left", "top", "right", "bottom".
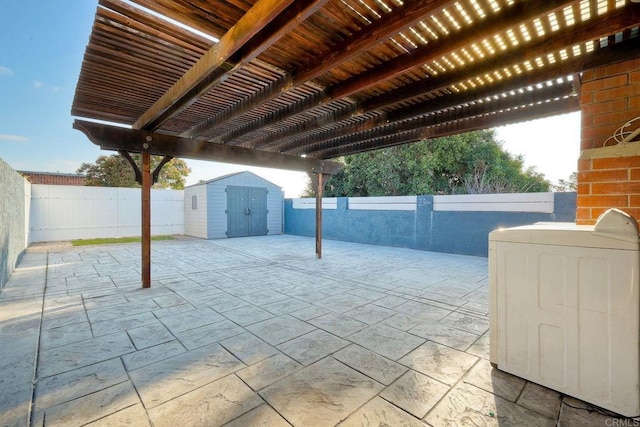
{"left": 0, "top": 236, "right": 619, "bottom": 426}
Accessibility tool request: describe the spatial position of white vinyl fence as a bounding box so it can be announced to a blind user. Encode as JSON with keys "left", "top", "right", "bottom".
{"left": 30, "top": 185, "right": 184, "bottom": 242}
{"left": 432, "top": 192, "right": 554, "bottom": 212}
{"left": 292, "top": 198, "right": 337, "bottom": 209}
{"left": 292, "top": 192, "right": 554, "bottom": 212}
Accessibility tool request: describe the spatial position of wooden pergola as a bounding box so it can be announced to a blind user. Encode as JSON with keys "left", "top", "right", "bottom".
{"left": 72, "top": 0, "right": 640, "bottom": 287}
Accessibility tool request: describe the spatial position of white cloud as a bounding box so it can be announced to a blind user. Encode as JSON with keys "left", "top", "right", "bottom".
{"left": 0, "top": 66, "right": 14, "bottom": 76}
{"left": 0, "top": 134, "right": 29, "bottom": 142}
{"left": 31, "top": 80, "right": 63, "bottom": 92}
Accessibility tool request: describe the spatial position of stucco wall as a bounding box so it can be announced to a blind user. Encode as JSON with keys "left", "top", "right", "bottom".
{"left": 0, "top": 158, "right": 30, "bottom": 291}
{"left": 285, "top": 192, "right": 577, "bottom": 257}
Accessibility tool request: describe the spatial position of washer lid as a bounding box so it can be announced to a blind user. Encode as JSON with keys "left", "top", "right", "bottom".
{"left": 489, "top": 212, "right": 639, "bottom": 250}
{"left": 593, "top": 208, "right": 639, "bottom": 243}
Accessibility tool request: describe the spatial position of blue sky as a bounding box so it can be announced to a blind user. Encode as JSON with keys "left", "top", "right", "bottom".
{"left": 0, "top": 1, "right": 580, "bottom": 196}
{"left": 0, "top": 1, "right": 102, "bottom": 173}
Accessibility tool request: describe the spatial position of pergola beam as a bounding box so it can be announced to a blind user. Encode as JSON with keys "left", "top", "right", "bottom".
{"left": 295, "top": 80, "right": 576, "bottom": 155}
{"left": 279, "top": 37, "right": 640, "bottom": 155}
{"left": 246, "top": 8, "right": 640, "bottom": 154}
{"left": 182, "top": 0, "right": 457, "bottom": 139}
{"left": 132, "top": 0, "right": 308, "bottom": 131}
{"left": 73, "top": 120, "right": 343, "bottom": 175}
{"left": 316, "top": 96, "right": 579, "bottom": 158}
{"left": 215, "top": 1, "right": 571, "bottom": 145}
{"left": 326, "top": 1, "right": 570, "bottom": 101}
{"left": 364, "top": 4, "right": 640, "bottom": 111}
{"left": 296, "top": 0, "right": 453, "bottom": 83}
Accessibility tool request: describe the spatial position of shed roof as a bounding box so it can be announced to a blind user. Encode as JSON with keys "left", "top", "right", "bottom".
{"left": 71, "top": 0, "right": 640, "bottom": 168}
{"left": 186, "top": 170, "right": 282, "bottom": 188}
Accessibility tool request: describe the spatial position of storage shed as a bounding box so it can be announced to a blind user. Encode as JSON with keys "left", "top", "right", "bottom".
{"left": 184, "top": 171, "right": 283, "bottom": 239}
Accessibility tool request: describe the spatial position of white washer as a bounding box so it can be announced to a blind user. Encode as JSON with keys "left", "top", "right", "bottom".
{"left": 489, "top": 209, "right": 640, "bottom": 416}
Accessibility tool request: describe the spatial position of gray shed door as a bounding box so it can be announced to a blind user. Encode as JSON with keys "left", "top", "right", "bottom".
{"left": 226, "top": 186, "right": 268, "bottom": 238}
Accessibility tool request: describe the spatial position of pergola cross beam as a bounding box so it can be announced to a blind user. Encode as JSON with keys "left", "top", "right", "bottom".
{"left": 212, "top": 0, "right": 574, "bottom": 146}
{"left": 73, "top": 120, "right": 343, "bottom": 175}
{"left": 181, "top": 0, "right": 458, "bottom": 139}
{"left": 132, "top": 0, "right": 326, "bottom": 131}
{"left": 245, "top": 6, "right": 640, "bottom": 154}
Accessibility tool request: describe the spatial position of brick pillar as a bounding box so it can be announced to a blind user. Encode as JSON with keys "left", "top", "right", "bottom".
{"left": 577, "top": 58, "right": 640, "bottom": 225}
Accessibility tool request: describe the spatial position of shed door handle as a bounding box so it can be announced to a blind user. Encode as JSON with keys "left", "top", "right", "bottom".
{"left": 245, "top": 208, "right": 251, "bottom": 215}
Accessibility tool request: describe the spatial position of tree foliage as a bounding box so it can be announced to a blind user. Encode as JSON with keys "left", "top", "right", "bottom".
{"left": 303, "top": 130, "right": 549, "bottom": 197}
{"left": 77, "top": 154, "right": 191, "bottom": 189}
{"left": 553, "top": 172, "right": 577, "bottom": 192}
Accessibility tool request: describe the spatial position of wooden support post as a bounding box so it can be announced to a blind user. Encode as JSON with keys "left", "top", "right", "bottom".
{"left": 315, "top": 173, "right": 324, "bottom": 259}
{"left": 141, "top": 152, "right": 151, "bottom": 288}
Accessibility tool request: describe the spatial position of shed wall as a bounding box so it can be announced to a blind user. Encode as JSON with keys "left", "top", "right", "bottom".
{"left": 184, "top": 185, "right": 208, "bottom": 238}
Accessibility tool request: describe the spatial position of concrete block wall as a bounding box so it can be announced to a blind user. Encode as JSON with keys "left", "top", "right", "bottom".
{"left": 285, "top": 192, "right": 576, "bottom": 257}
{"left": 0, "top": 158, "right": 30, "bottom": 291}
{"left": 577, "top": 58, "right": 640, "bottom": 225}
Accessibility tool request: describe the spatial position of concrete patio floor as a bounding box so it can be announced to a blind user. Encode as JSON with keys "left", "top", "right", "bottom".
{"left": 0, "top": 235, "right": 619, "bottom": 426}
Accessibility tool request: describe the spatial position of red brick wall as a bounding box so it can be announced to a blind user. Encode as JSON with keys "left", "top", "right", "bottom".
{"left": 577, "top": 58, "right": 640, "bottom": 225}
{"left": 21, "top": 173, "right": 86, "bottom": 186}
{"left": 577, "top": 154, "right": 640, "bottom": 224}
{"left": 580, "top": 58, "right": 640, "bottom": 151}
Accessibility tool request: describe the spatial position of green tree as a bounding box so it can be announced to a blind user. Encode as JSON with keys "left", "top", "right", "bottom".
{"left": 77, "top": 154, "right": 191, "bottom": 189}
{"left": 303, "top": 130, "right": 549, "bottom": 197}
{"left": 553, "top": 172, "right": 577, "bottom": 192}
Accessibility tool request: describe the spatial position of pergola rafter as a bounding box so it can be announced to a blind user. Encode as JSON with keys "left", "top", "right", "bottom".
{"left": 133, "top": 0, "right": 329, "bottom": 131}
{"left": 208, "top": 1, "right": 573, "bottom": 146}
{"left": 233, "top": 4, "right": 640, "bottom": 155}
{"left": 181, "top": 0, "right": 457, "bottom": 139}
{"left": 260, "top": 33, "right": 640, "bottom": 156}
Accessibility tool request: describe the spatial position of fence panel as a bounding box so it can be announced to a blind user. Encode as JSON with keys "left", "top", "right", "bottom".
{"left": 30, "top": 185, "right": 184, "bottom": 242}
{"left": 348, "top": 196, "right": 417, "bottom": 211}
{"left": 433, "top": 193, "right": 554, "bottom": 212}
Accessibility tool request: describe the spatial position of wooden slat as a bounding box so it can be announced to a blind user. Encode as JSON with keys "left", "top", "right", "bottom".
{"left": 182, "top": 0, "right": 455, "bottom": 139}
{"left": 129, "top": 0, "right": 245, "bottom": 39}
{"left": 296, "top": 0, "right": 450, "bottom": 82}
{"left": 247, "top": 8, "right": 640, "bottom": 154}
{"left": 133, "top": 0, "right": 300, "bottom": 131}
{"left": 214, "top": 1, "right": 571, "bottom": 145}
{"left": 329, "top": 1, "right": 571, "bottom": 100}
{"left": 288, "top": 79, "right": 576, "bottom": 155}
{"left": 314, "top": 96, "right": 580, "bottom": 158}
{"left": 364, "top": 2, "right": 640, "bottom": 110}
{"left": 99, "top": 0, "right": 212, "bottom": 51}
